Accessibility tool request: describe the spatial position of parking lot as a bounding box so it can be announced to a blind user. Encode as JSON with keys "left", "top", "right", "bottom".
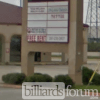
{"left": 0, "top": 60, "right": 100, "bottom": 83}
{"left": 0, "top": 65, "right": 68, "bottom": 83}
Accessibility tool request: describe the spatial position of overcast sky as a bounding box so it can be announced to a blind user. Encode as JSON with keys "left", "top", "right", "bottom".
{"left": 0, "top": 0, "right": 20, "bottom": 6}
{"left": 0, "top": 0, "right": 89, "bottom": 23}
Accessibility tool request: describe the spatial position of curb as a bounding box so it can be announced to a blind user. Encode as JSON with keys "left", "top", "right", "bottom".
{"left": 65, "top": 90, "right": 100, "bottom": 97}
{"left": 85, "top": 92, "right": 100, "bottom": 97}
{"left": 0, "top": 83, "right": 22, "bottom": 89}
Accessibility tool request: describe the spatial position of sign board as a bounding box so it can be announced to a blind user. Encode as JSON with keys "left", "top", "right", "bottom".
{"left": 27, "top": 0, "right": 69, "bottom": 43}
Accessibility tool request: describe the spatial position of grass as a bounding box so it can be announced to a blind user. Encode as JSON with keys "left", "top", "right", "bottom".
{"left": 88, "top": 56, "right": 100, "bottom": 59}
{"left": 74, "top": 85, "right": 100, "bottom": 93}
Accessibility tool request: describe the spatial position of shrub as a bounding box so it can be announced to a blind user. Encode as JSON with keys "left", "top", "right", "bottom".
{"left": 88, "top": 42, "right": 100, "bottom": 52}
{"left": 2, "top": 75, "right": 6, "bottom": 82}
{"left": 82, "top": 67, "right": 100, "bottom": 85}
{"left": 24, "top": 74, "right": 53, "bottom": 82}
{"left": 2, "top": 73, "right": 26, "bottom": 84}
{"left": 42, "top": 74, "right": 53, "bottom": 82}
{"left": 54, "top": 75, "right": 74, "bottom": 88}
{"left": 2, "top": 72, "right": 53, "bottom": 84}
{"left": 34, "top": 73, "right": 43, "bottom": 75}
{"left": 82, "top": 67, "right": 94, "bottom": 85}
{"left": 93, "top": 74, "right": 100, "bottom": 85}
{"left": 24, "top": 75, "right": 35, "bottom": 82}
{"left": 24, "top": 75, "right": 45, "bottom": 82}
{"left": 2, "top": 73, "right": 13, "bottom": 83}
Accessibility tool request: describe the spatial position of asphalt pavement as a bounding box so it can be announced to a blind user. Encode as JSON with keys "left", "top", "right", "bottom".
{"left": 0, "top": 87, "right": 99, "bottom": 100}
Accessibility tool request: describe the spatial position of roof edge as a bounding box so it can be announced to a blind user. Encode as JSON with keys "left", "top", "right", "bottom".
{"left": 83, "top": 24, "right": 89, "bottom": 27}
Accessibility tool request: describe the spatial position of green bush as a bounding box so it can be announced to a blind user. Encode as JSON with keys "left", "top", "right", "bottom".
{"left": 2, "top": 73, "right": 26, "bottom": 84}
{"left": 42, "top": 74, "right": 53, "bottom": 82}
{"left": 2, "top": 72, "right": 53, "bottom": 84}
{"left": 88, "top": 42, "right": 100, "bottom": 52}
{"left": 24, "top": 75, "right": 45, "bottom": 82}
{"left": 82, "top": 67, "right": 100, "bottom": 85}
{"left": 54, "top": 75, "right": 74, "bottom": 88}
{"left": 2, "top": 73, "right": 13, "bottom": 83}
{"left": 34, "top": 73, "right": 43, "bottom": 75}
{"left": 82, "top": 67, "right": 94, "bottom": 85}
{"left": 24, "top": 74, "right": 53, "bottom": 82}
{"left": 93, "top": 74, "right": 100, "bottom": 85}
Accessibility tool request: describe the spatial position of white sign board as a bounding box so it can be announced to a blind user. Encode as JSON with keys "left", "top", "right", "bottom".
{"left": 27, "top": 1, "right": 69, "bottom": 43}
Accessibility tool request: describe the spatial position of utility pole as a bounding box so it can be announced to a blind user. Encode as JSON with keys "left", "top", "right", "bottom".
{"left": 86, "top": 0, "right": 100, "bottom": 42}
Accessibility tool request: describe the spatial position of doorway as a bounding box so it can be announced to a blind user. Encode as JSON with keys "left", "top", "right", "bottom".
{"left": 34, "top": 52, "right": 41, "bottom": 62}
{"left": 10, "top": 35, "right": 21, "bottom": 62}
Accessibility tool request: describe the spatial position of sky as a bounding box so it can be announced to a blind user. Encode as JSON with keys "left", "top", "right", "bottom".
{"left": 0, "top": 0, "right": 89, "bottom": 23}
{"left": 0, "top": 0, "right": 20, "bottom": 6}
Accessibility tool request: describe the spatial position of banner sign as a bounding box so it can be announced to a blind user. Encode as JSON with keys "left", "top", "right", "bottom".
{"left": 27, "top": 1, "right": 69, "bottom": 43}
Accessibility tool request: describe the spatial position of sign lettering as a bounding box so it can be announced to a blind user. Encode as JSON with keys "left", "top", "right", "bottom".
{"left": 27, "top": 1, "right": 69, "bottom": 43}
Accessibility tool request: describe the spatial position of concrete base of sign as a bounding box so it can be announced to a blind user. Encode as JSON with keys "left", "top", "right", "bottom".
{"left": 69, "top": 73, "right": 83, "bottom": 85}
{"left": 27, "top": 52, "right": 34, "bottom": 76}
{"left": 21, "top": 52, "right": 35, "bottom": 76}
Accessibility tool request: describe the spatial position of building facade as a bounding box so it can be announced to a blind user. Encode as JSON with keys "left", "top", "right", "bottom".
{"left": 0, "top": 1, "right": 89, "bottom": 65}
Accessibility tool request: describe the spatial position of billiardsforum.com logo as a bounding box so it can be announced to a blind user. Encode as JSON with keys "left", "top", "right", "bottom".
{"left": 22, "top": 82, "right": 99, "bottom": 99}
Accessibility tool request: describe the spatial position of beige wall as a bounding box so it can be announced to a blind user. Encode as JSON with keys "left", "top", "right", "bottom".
{"left": 41, "top": 52, "right": 51, "bottom": 62}
{"left": 0, "top": 25, "right": 21, "bottom": 39}
{"left": 0, "top": 25, "right": 21, "bottom": 64}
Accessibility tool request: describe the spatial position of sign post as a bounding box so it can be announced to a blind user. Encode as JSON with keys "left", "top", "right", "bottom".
{"left": 22, "top": 0, "right": 84, "bottom": 85}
